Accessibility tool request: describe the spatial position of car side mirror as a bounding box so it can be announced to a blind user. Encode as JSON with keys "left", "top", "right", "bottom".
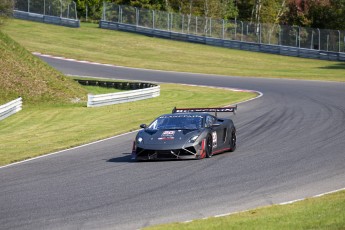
{"left": 212, "top": 123, "right": 221, "bottom": 127}
{"left": 140, "top": 124, "right": 147, "bottom": 129}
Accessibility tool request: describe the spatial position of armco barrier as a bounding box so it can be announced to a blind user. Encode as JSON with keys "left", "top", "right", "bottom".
{"left": 87, "top": 86, "right": 160, "bottom": 107}
{"left": 99, "top": 20, "right": 344, "bottom": 62}
{"left": 13, "top": 10, "right": 80, "bottom": 28}
{"left": 0, "top": 98, "right": 22, "bottom": 121}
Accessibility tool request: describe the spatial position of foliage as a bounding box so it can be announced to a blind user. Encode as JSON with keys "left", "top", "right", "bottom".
{"left": 74, "top": 0, "right": 345, "bottom": 30}
{"left": 0, "top": 0, "right": 13, "bottom": 25}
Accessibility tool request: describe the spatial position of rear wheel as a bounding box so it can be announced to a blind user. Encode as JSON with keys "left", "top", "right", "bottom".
{"left": 230, "top": 128, "right": 236, "bottom": 152}
{"left": 205, "top": 134, "right": 213, "bottom": 158}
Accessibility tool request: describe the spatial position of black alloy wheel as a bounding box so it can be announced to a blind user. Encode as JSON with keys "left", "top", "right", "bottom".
{"left": 230, "top": 129, "right": 236, "bottom": 152}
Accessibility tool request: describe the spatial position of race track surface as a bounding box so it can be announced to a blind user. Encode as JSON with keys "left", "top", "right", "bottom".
{"left": 1, "top": 56, "right": 345, "bottom": 230}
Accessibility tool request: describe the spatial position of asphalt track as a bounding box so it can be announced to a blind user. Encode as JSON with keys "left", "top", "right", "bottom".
{"left": 1, "top": 56, "right": 345, "bottom": 230}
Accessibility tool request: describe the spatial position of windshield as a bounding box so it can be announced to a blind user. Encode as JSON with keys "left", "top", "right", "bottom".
{"left": 148, "top": 115, "right": 203, "bottom": 130}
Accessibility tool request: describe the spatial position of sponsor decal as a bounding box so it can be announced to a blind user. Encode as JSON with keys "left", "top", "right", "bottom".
{"left": 162, "top": 131, "right": 175, "bottom": 136}
{"left": 159, "top": 131, "right": 175, "bottom": 141}
{"left": 212, "top": 131, "right": 217, "bottom": 148}
{"left": 158, "top": 137, "right": 174, "bottom": 140}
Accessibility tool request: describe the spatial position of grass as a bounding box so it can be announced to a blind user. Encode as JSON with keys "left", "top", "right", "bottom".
{"left": 2, "top": 20, "right": 345, "bottom": 82}
{"left": 0, "top": 30, "right": 86, "bottom": 105}
{"left": 0, "top": 84, "right": 254, "bottom": 166}
{"left": 146, "top": 190, "right": 345, "bottom": 230}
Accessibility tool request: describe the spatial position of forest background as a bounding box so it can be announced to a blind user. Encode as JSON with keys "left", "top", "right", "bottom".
{"left": 0, "top": 0, "right": 344, "bottom": 30}
{"left": 75, "top": 0, "right": 345, "bottom": 30}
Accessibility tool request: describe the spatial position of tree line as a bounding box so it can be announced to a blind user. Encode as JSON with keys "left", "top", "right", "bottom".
{"left": 1, "top": 0, "right": 344, "bottom": 30}
{"left": 76, "top": 0, "right": 345, "bottom": 30}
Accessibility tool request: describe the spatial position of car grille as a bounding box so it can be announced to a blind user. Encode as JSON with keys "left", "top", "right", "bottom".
{"left": 136, "top": 147, "right": 197, "bottom": 159}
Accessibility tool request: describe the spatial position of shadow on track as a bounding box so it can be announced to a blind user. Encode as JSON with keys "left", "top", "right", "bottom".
{"left": 107, "top": 153, "right": 133, "bottom": 163}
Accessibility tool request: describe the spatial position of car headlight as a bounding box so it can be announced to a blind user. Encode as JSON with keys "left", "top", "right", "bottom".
{"left": 189, "top": 135, "right": 199, "bottom": 143}
{"left": 137, "top": 137, "right": 143, "bottom": 144}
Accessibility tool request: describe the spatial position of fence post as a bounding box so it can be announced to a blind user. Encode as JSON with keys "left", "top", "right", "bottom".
{"left": 327, "top": 34, "right": 329, "bottom": 51}
{"left": 102, "top": 1, "right": 105, "bottom": 21}
{"left": 259, "top": 23, "right": 261, "bottom": 44}
{"left": 44, "top": 0, "right": 45, "bottom": 15}
{"left": 338, "top": 30, "right": 341, "bottom": 52}
{"left": 135, "top": 7, "right": 138, "bottom": 26}
{"left": 182, "top": 14, "right": 184, "bottom": 33}
{"left": 222, "top": 19, "right": 225, "bottom": 39}
{"left": 298, "top": 27, "right": 301, "bottom": 48}
{"left": 152, "top": 10, "right": 155, "bottom": 29}
{"left": 311, "top": 31, "right": 314, "bottom": 49}
{"left": 209, "top": 18, "right": 212, "bottom": 37}
{"left": 317, "top": 28, "right": 320, "bottom": 50}
{"left": 60, "top": 0, "right": 62, "bottom": 18}
{"left": 28, "top": 0, "right": 30, "bottom": 12}
{"left": 195, "top": 16, "right": 198, "bottom": 35}
{"left": 234, "top": 19, "right": 237, "bottom": 40}
{"left": 241, "top": 21, "right": 243, "bottom": 41}
{"left": 278, "top": 25, "right": 281, "bottom": 45}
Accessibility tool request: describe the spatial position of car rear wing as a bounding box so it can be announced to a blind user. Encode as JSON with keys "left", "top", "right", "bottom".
{"left": 172, "top": 106, "right": 237, "bottom": 116}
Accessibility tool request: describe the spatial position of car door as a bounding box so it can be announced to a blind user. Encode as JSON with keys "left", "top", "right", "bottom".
{"left": 205, "top": 115, "right": 224, "bottom": 151}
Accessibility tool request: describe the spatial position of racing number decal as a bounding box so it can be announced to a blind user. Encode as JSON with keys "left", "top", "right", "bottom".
{"left": 212, "top": 131, "right": 217, "bottom": 148}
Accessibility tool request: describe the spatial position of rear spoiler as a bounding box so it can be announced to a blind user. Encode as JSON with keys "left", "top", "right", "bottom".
{"left": 172, "top": 106, "right": 237, "bottom": 116}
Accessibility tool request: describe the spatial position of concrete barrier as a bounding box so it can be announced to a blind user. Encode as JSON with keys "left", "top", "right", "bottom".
{"left": 13, "top": 10, "right": 80, "bottom": 28}
{"left": 99, "top": 20, "right": 344, "bottom": 62}
{"left": 87, "top": 86, "right": 160, "bottom": 107}
{"left": 0, "top": 98, "right": 22, "bottom": 121}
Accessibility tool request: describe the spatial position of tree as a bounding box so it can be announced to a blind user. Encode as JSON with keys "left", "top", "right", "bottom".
{"left": 0, "top": 0, "right": 13, "bottom": 25}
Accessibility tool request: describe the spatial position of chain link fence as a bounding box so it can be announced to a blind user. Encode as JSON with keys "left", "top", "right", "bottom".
{"left": 102, "top": 3, "right": 345, "bottom": 53}
{"left": 14, "top": 0, "right": 77, "bottom": 19}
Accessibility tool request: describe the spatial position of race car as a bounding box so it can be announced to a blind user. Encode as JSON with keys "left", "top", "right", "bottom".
{"left": 131, "top": 106, "right": 237, "bottom": 160}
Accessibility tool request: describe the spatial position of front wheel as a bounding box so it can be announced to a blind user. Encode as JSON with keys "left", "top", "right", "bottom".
{"left": 230, "top": 128, "right": 236, "bottom": 152}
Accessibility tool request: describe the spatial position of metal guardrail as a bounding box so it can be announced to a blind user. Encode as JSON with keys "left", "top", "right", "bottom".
{"left": 102, "top": 3, "right": 345, "bottom": 54}
{"left": 0, "top": 98, "right": 23, "bottom": 121}
{"left": 99, "top": 20, "right": 345, "bottom": 62}
{"left": 87, "top": 86, "right": 160, "bottom": 107}
{"left": 13, "top": 10, "right": 80, "bottom": 27}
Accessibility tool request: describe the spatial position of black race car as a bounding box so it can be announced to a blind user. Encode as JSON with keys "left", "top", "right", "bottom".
{"left": 131, "top": 107, "right": 237, "bottom": 160}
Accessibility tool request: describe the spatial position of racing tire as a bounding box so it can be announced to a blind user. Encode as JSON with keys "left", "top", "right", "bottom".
{"left": 230, "top": 128, "right": 236, "bottom": 152}
{"left": 205, "top": 134, "right": 213, "bottom": 158}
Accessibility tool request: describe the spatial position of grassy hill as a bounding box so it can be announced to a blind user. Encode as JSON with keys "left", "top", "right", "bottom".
{"left": 2, "top": 20, "right": 345, "bottom": 82}
{"left": 0, "top": 30, "right": 87, "bottom": 105}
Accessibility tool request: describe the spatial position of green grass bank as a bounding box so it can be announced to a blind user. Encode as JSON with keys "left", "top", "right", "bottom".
{"left": 0, "top": 30, "right": 86, "bottom": 105}
{"left": 2, "top": 20, "right": 345, "bottom": 82}
{"left": 146, "top": 190, "right": 345, "bottom": 230}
